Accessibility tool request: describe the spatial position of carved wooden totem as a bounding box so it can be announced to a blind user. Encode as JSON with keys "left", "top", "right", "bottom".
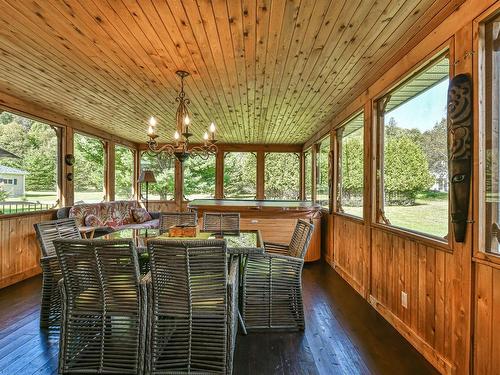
{"left": 447, "top": 73, "right": 472, "bottom": 242}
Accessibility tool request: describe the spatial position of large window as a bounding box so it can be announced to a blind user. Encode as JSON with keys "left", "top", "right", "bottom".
{"left": 0, "top": 111, "right": 59, "bottom": 214}
{"left": 74, "top": 133, "right": 105, "bottom": 203}
{"left": 336, "top": 112, "right": 364, "bottom": 217}
{"left": 224, "top": 152, "right": 256, "bottom": 199}
{"left": 140, "top": 152, "right": 174, "bottom": 200}
{"left": 485, "top": 16, "right": 500, "bottom": 254}
{"left": 183, "top": 155, "right": 216, "bottom": 200}
{"left": 304, "top": 149, "right": 312, "bottom": 200}
{"left": 115, "top": 145, "right": 134, "bottom": 200}
{"left": 377, "top": 55, "right": 449, "bottom": 239}
{"left": 264, "top": 153, "right": 300, "bottom": 200}
{"left": 316, "top": 138, "right": 330, "bottom": 208}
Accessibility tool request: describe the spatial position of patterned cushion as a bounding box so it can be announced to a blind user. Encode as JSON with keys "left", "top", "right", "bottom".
{"left": 132, "top": 207, "right": 152, "bottom": 223}
{"left": 69, "top": 204, "right": 99, "bottom": 227}
{"left": 85, "top": 214, "right": 104, "bottom": 227}
{"left": 69, "top": 201, "right": 138, "bottom": 228}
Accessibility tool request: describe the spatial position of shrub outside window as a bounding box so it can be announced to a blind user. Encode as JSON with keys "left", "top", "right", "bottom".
{"left": 224, "top": 152, "right": 256, "bottom": 199}
{"left": 316, "top": 138, "right": 330, "bottom": 208}
{"left": 74, "top": 133, "right": 105, "bottom": 204}
{"left": 0, "top": 111, "right": 60, "bottom": 214}
{"left": 304, "top": 149, "right": 312, "bottom": 201}
{"left": 264, "top": 153, "right": 300, "bottom": 200}
{"left": 115, "top": 145, "right": 134, "bottom": 200}
{"left": 183, "top": 155, "right": 216, "bottom": 200}
{"left": 377, "top": 54, "right": 450, "bottom": 239}
{"left": 336, "top": 112, "right": 364, "bottom": 218}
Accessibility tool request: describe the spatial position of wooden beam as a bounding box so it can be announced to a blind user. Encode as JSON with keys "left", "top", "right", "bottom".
{"left": 138, "top": 143, "right": 303, "bottom": 153}
{"left": 0, "top": 90, "right": 138, "bottom": 150}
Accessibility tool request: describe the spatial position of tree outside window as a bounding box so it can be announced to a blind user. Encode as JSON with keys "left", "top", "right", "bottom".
{"left": 115, "top": 145, "right": 134, "bottom": 200}
{"left": 224, "top": 152, "right": 256, "bottom": 199}
{"left": 264, "top": 153, "right": 300, "bottom": 200}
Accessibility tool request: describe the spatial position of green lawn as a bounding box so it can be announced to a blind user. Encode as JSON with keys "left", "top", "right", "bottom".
{"left": 343, "top": 197, "right": 448, "bottom": 238}
{"left": 7, "top": 191, "right": 105, "bottom": 204}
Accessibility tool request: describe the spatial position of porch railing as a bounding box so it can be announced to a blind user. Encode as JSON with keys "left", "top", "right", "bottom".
{"left": 0, "top": 201, "right": 56, "bottom": 215}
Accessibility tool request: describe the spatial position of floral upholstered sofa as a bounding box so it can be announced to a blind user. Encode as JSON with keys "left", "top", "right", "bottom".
{"left": 56, "top": 200, "right": 159, "bottom": 237}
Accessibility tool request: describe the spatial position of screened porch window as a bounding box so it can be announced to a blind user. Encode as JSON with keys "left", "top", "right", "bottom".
{"left": 304, "top": 149, "right": 312, "bottom": 201}
{"left": 316, "top": 138, "right": 330, "bottom": 208}
{"left": 183, "top": 154, "right": 216, "bottom": 200}
{"left": 336, "top": 112, "right": 364, "bottom": 218}
{"left": 224, "top": 152, "right": 256, "bottom": 199}
{"left": 377, "top": 54, "right": 450, "bottom": 239}
{"left": 139, "top": 152, "right": 174, "bottom": 201}
{"left": 0, "top": 111, "right": 60, "bottom": 214}
{"left": 74, "top": 133, "right": 105, "bottom": 204}
{"left": 264, "top": 153, "right": 300, "bottom": 200}
{"left": 114, "top": 145, "right": 134, "bottom": 200}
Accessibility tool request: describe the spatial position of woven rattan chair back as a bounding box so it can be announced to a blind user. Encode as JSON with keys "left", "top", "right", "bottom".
{"left": 147, "top": 239, "right": 228, "bottom": 374}
{"left": 94, "top": 240, "right": 146, "bottom": 374}
{"left": 288, "top": 219, "right": 314, "bottom": 258}
{"left": 203, "top": 212, "right": 240, "bottom": 235}
{"left": 34, "top": 218, "right": 81, "bottom": 257}
{"left": 55, "top": 239, "right": 145, "bottom": 374}
{"left": 34, "top": 218, "right": 81, "bottom": 328}
{"left": 54, "top": 239, "right": 103, "bottom": 374}
{"left": 158, "top": 212, "right": 198, "bottom": 233}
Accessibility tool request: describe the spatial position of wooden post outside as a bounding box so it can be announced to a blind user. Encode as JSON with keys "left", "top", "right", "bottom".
{"left": 256, "top": 151, "right": 265, "bottom": 199}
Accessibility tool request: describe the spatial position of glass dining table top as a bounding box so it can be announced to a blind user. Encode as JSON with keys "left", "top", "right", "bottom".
{"left": 101, "top": 228, "right": 264, "bottom": 255}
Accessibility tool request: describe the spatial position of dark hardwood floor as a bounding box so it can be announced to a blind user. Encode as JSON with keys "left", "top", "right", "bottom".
{"left": 0, "top": 261, "right": 438, "bottom": 375}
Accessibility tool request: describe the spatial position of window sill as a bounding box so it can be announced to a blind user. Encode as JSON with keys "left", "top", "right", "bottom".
{"left": 333, "top": 212, "right": 364, "bottom": 224}
{"left": 370, "top": 222, "right": 452, "bottom": 253}
{"left": 473, "top": 251, "right": 500, "bottom": 269}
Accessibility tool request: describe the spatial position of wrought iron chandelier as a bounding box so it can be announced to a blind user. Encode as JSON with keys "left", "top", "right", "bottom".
{"left": 146, "top": 70, "right": 217, "bottom": 163}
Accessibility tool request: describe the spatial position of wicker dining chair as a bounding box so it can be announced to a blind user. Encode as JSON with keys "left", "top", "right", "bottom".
{"left": 202, "top": 212, "right": 240, "bottom": 235}
{"left": 54, "top": 239, "right": 147, "bottom": 375}
{"left": 34, "top": 218, "right": 81, "bottom": 328}
{"left": 158, "top": 211, "right": 198, "bottom": 233}
{"left": 242, "top": 219, "right": 314, "bottom": 331}
{"left": 146, "top": 239, "right": 238, "bottom": 375}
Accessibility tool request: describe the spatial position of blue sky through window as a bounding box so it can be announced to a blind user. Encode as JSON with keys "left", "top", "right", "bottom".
{"left": 386, "top": 79, "right": 448, "bottom": 131}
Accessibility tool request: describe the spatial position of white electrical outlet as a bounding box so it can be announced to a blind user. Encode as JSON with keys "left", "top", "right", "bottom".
{"left": 251, "top": 219, "right": 258, "bottom": 224}
{"left": 401, "top": 291, "right": 408, "bottom": 308}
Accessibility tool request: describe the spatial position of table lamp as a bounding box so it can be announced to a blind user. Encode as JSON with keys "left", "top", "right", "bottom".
{"left": 139, "top": 170, "right": 156, "bottom": 211}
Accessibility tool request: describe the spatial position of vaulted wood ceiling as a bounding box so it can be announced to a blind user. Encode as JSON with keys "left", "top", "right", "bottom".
{"left": 0, "top": 0, "right": 461, "bottom": 144}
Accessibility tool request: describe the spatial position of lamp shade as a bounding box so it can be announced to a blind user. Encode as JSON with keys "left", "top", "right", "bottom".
{"left": 139, "top": 170, "right": 156, "bottom": 183}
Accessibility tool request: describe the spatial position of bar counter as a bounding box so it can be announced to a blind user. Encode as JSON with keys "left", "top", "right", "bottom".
{"left": 188, "top": 199, "right": 322, "bottom": 262}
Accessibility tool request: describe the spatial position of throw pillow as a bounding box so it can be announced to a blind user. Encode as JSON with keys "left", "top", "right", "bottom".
{"left": 132, "top": 207, "right": 152, "bottom": 223}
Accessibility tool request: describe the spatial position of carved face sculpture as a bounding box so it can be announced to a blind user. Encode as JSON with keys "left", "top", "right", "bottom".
{"left": 447, "top": 74, "right": 472, "bottom": 242}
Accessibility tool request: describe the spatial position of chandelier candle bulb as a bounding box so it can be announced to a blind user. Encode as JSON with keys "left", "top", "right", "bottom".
{"left": 210, "top": 122, "right": 216, "bottom": 140}
{"left": 148, "top": 116, "right": 157, "bottom": 127}
{"left": 174, "top": 131, "right": 180, "bottom": 147}
{"left": 203, "top": 131, "right": 209, "bottom": 145}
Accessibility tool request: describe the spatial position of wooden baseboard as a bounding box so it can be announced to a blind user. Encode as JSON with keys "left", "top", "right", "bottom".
{"left": 0, "top": 266, "right": 41, "bottom": 289}
{"left": 326, "top": 259, "right": 366, "bottom": 298}
{"left": 368, "top": 295, "right": 455, "bottom": 375}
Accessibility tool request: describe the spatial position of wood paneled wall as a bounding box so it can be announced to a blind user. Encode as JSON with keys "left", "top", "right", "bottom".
{"left": 0, "top": 210, "right": 55, "bottom": 289}
{"left": 314, "top": 1, "right": 499, "bottom": 374}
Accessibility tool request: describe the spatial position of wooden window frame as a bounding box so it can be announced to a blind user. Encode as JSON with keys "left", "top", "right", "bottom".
{"left": 315, "top": 135, "right": 331, "bottom": 210}
{"left": 374, "top": 49, "right": 452, "bottom": 245}
{"left": 475, "top": 5, "right": 500, "bottom": 265}
{"left": 334, "top": 110, "right": 365, "bottom": 221}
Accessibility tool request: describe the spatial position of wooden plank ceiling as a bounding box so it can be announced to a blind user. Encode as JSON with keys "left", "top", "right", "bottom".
{"left": 0, "top": 0, "right": 460, "bottom": 144}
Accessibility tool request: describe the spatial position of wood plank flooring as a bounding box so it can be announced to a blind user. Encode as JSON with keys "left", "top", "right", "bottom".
{"left": 0, "top": 261, "right": 438, "bottom": 374}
